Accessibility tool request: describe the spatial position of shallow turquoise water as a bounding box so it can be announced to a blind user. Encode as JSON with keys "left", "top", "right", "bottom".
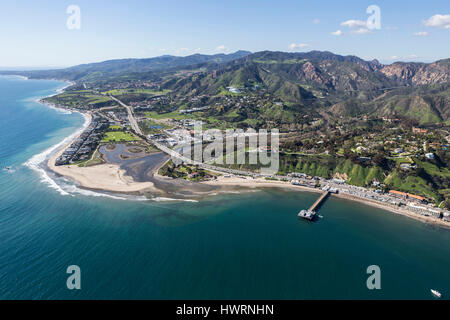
{"left": 0, "top": 76, "right": 449, "bottom": 299}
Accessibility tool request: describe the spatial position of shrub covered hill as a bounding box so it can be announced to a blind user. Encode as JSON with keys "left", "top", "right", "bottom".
{"left": 160, "top": 50, "right": 450, "bottom": 124}
{"left": 3, "top": 50, "right": 449, "bottom": 123}
{"left": 1, "top": 50, "right": 252, "bottom": 84}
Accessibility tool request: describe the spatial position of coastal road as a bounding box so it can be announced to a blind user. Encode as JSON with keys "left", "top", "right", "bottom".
{"left": 109, "top": 95, "right": 252, "bottom": 175}
{"left": 108, "top": 95, "right": 287, "bottom": 178}
{"left": 109, "top": 95, "right": 143, "bottom": 135}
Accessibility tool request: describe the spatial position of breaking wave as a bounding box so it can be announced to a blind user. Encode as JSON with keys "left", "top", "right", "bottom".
{"left": 23, "top": 112, "right": 90, "bottom": 196}
{"left": 151, "top": 197, "right": 199, "bottom": 203}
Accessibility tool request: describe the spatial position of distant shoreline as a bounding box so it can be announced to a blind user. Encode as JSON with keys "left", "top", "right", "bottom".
{"left": 28, "top": 77, "right": 449, "bottom": 229}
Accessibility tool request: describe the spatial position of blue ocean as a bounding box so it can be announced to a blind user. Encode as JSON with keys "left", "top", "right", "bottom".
{"left": 0, "top": 76, "right": 449, "bottom": 299}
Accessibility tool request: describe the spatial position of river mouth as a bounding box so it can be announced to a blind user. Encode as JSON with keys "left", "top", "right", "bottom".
{"left": 98, "top": 143, "right": 233, "bottom": 200}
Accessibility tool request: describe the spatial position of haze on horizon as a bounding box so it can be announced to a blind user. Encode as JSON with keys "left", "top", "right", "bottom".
{"left": 0, "top": 0, "right": 449, "bottom": 68}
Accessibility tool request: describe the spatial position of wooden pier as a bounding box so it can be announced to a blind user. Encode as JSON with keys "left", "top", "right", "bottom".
{"left": 298, "top": 191, "right": 330, "bottom": 221}
{"left": 308, "top": 191, "right": 330, "bottom": 212}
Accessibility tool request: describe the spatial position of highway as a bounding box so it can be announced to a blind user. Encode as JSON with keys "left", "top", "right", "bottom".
{"left": 109, "top": 95, "right": 143, "bottom": 135}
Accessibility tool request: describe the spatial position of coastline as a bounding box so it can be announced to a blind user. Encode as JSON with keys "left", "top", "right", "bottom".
{"left": 44, "top": 119, "right": 450, "bottom": 228}
{"left": 333, "top": 193, "right": 450, "bottom": 229}
{"left": 201, "top": 176, "right": 450, "bottom": 228}
{"left": 21, "top": 78, "right": 156, "bottom": 194}
{"left": 28, "top": 79, "right": 449, "bottom": 229}
{"left": 46, "top": 112, "right": 157, "bottom": 193}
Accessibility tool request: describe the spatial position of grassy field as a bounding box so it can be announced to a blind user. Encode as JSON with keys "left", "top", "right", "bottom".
{"left": 77, "top": 149, "right": 105, "bottom": 167}
{"left": 415, "top": 159, "right": 450, "bottom": 179}
{"left": 102, "top": 89, "right": 171, "bottom": 96}
{"left": 138, "top": 119, "right": 172, "bottom": 134}
{"left": 384, "top": 170, "right": 439, "bottom": 202}
{"left": 144, "top": 110, "right": 188, "bottom": 120}
{"left": 101, "top": 131, "right": 140, "bottom": 142}
{"left": 45, "top": 90, "right": 115, "bottom": 108}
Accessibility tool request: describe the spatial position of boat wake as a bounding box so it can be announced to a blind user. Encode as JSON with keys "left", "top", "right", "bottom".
{"left": 2, "top": 167, "right": 15, "bottom": 173}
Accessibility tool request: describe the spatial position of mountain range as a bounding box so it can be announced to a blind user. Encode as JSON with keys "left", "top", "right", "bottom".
{"left": 1, "top": 51, "right": 251, "bottom": 83}
{"left": 2, "top": 50, "right": 449, "bottom": 123}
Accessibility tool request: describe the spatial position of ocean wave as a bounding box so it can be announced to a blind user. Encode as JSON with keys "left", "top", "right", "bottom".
{"left": 23, "top": 112, "right": 90, "bottom": 196}
{"left": 43, "top": 103, "right": 73, "bottom": 115}
{"left": 0, "top": 75, "right": 28, "bottom": 80}
{"left": 64, "top": 184, "right": 148, "bottom": 201}
{"left": 23, "top": 108, "right": 151, "bottom": 201}
{"left": 151, "top": 197, "right": 198, "bottom": 203}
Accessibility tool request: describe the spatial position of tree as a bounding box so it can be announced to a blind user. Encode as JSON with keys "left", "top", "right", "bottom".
{"left": 373, "top": 152, "right": 387, "bottom": 169}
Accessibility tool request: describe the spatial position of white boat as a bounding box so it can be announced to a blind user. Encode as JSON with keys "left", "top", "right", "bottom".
{"left": 431, "top": 289, "right": 442, "bottom": 298}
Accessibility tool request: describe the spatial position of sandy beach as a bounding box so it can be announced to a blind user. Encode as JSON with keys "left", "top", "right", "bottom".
{"left": 46, "top": 112, "right": 156, "bottom": 193}
{"left": 202, "top": 175, "right": 450, "bottom": 228}
{"left": 46, "top": 130, "right": 450, "bottom": 228}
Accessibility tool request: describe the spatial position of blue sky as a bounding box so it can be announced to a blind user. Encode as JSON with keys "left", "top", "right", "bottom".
{"left": 0, "top": 0, "right": 449, "bottom": 67}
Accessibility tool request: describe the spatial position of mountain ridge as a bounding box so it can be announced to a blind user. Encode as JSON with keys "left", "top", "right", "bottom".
{"left": 2, "top": 50, "right": 449, "bottom": 123}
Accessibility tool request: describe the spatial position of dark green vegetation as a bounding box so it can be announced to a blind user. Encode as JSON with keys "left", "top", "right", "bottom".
{"left": 158, "top": 160, "right": 217, "bottom": 181}
{"left": 215, "top": 149, "right": 449, "bottom": 206}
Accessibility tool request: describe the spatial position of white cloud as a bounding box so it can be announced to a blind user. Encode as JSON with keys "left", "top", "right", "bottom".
{"left": 423, "top": 14, "right": 450, "bottom": 29}
{"left": 339, "top": 19, "right": 374, "bottom": 35}
{"left": 413, "top": 31, "right": 428, "bottom": 36}
{"left": 331, "top": 30, "right": 343, "bottom": 36}
{"left": 173, "top": 47, "right": 203, "bottom": 55}
{"left": 389, "top": 54, "right": 419, "bottom": 62}
{"left": 215, "top": 45, "right": 229, "bottom": 52}
{"left": 313, "top": 19, "right": 320, "bottom": 24}
{"left": 341, "top": 19, "right": 367, "bottom": 28}
{"left": 288, "top": 43, "right": 309, "bottom": 50}
{"left": 351, "top": 28, "right": 372, "bottom": 35}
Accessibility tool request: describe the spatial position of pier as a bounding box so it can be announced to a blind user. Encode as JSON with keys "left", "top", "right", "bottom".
{"left": 298, "top": 191, "right": 330, "bottom": 221}
{"left": 309, "top": 191, "right": 330, "bottom": 212}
